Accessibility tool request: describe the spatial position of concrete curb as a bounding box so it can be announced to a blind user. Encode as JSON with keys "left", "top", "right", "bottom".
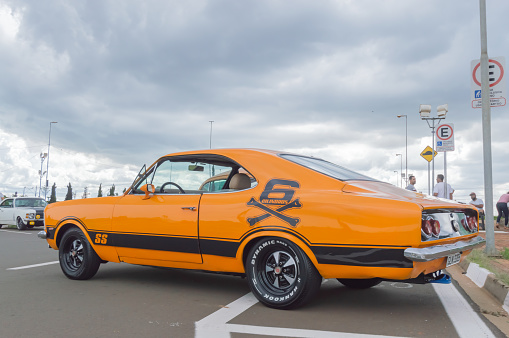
{"left": 459, "top": 259, "right": 509, "bottom": 313}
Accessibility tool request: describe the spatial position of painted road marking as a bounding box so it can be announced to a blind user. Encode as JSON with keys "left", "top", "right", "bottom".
{"left": 7, "top": 261, "right": 59, "bottom": 270}
{"left": 196, "top": 281, "right": 495, "bottom": 337}
{"left": 195, "top": 291, "right": 407, "bottom": 338}
{"left": 0, "top": 229, "right": 36, "bottom": 235}
{"left": 433, "top": 283, "right": 495, "bottom": 338}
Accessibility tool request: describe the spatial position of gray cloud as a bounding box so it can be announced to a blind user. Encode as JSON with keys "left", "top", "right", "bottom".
{"left": 1, "top": 0, "right": 508, "bottom": 204}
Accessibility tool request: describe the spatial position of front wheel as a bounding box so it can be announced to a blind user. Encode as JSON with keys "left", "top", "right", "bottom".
{"left": 246, "top": 237, "right": 322, "bottom": 309}
{"left": 59, "top": 228, "right": 101, "bottom": 280}
{"left": 16, "top": 217, "right": 27, "bottom": 230}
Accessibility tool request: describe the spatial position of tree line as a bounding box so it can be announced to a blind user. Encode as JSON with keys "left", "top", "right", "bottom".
{"left": 48, "top": 183, "right": 127, "bottom": 203}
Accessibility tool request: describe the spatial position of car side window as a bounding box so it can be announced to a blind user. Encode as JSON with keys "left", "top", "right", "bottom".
{"left": 0, "top": 199, "right": 13, "bottom": 208}
{"left": 151, "top": 160, "right": 233, "bottom": 194}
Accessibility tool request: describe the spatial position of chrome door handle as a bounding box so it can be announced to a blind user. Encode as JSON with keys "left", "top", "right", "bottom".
{"left": 182, "top": 207, "right": 196, "bottom": 211}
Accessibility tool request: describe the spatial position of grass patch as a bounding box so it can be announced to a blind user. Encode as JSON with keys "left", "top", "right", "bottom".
{"left": 502, "top": 248, "right": 509, "bottom": 260}
{"left": 467, "top": 248, "right": 509, "bottom": 286}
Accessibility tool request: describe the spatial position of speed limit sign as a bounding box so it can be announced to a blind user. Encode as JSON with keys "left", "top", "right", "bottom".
{"left": 436, "top": 124, "right": 454, "bottom": 152}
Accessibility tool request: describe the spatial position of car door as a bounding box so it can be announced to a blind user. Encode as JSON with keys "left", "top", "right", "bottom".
{"left": 111, "top": 159, "right": 205, "bottom": 264}
{"left": 111, "top": 193, "right": 202, "bottom": 264}
{"left": 0, "top": 199, "right": 15, "bottom": 224}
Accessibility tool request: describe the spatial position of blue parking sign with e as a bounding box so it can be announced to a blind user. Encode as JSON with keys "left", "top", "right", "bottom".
{"left": 475, "top": 90, "right": 481, "bottom": 98}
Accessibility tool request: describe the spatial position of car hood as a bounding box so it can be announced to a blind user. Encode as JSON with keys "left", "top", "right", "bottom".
{"left": 342, "top": 180, "right": 467, "bottom": 210}
{"left": 17, "top": 206, "right": 45, "bottom": 211}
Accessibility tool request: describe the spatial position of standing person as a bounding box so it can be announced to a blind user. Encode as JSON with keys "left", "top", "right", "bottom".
{"left": 496, "top": 192, "right": 509, "bottom": 228}
{"left": 469, "top": 192, "right": 485, "bottom": 230}
{"left": 405, "top": 175, "right": 417, "bottom": 192}
{"left": 433, "top": 174, "right": 454, "bottom": 199}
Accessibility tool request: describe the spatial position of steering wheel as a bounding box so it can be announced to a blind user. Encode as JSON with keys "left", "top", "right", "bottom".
{"left": 160, "top": 182, "right": 186, "bottom": 194}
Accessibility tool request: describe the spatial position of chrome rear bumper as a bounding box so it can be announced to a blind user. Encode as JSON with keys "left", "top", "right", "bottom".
{"left": 404, "top": 236, "right": 485, "bottom": 262}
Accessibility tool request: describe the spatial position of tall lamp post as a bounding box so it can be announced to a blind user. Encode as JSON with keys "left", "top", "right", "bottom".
{"left": 396, "top": 154, "right": 403, "bottom": 187}
{"left": 419, "top": 105, "right": 447, "bottom": 192}
{"left": 209, "top": 121, "right": 214, "bottom": 149}
{"left": 397, "top": 114, "right": 407, "bottom": 185}
{"left": 38, "top": 153, "right": 47, "bottom": 197}
{"left": 44, "top": 122, "right": 58, "bottom": 200}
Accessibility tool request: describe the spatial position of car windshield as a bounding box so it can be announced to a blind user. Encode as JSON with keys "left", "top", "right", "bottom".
{"left": 280, "top": 154, "right": 376, "bottom": 181}
{"left": 14, "top": 198, "right": 47, "bottom": 208}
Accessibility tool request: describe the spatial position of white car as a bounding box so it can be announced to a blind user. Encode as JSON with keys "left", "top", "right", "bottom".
{"left": 0, "top": 197, "right": 47, "bottom": 230}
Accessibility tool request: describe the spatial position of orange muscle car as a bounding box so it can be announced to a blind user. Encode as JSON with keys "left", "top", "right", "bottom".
{"left": 39, "top": 149, "right": 485, "bottom": 309}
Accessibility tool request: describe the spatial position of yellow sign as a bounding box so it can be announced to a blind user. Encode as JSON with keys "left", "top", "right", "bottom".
{"left": 420, "top": 146, "right": 438, "bottom": 162}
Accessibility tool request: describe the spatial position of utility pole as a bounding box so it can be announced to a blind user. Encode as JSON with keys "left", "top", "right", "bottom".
{"left": 479, "top": 0, "right": 496, "bottom": 255}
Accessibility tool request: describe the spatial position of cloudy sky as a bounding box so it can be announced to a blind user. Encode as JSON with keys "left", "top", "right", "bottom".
{"left": 0, "top": 0, "right": 508, "bottom": 206}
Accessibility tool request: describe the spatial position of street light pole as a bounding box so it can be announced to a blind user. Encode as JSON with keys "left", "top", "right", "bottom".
{"left": 397, "top": 115, "right": 408, "bottom": 185}
{"left": 38, "top": 153, "right": 47, "bottom": 198}
{"left": 44, "top": 122, "right": 57, "bottom": 200}
{"left": 396, "top": 154, "right": 402, "bottom": 187}
{"left": 479, "top": 0, "right": 496, "bottom": 256}
{"left": 419, "top": 105, "right": 447, "bottom": 193}
{"left": 209, "top": 121, "right": 214, "bottom": 149}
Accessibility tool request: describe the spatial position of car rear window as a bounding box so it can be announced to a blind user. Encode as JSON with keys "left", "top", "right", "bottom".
{"left": 280, "top": 154, "right": 376, "bottom": 181}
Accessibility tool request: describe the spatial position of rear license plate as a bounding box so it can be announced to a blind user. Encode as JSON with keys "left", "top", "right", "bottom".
{"left": 446, "top": 252, "right": 461, "bottom": 267}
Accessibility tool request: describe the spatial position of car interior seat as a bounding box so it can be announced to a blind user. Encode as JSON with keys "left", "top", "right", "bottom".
{"left": 229, "top": 173, "right": 251, "bottom": 190}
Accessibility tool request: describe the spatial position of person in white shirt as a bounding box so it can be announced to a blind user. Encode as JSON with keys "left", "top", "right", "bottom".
{"left": 433, "top": 174, "right": 454, "bottom": 199}
{"left": 469, "top": 192, "right": 484, "bottom": 230}
{"left": 405, "top": 175, "right": 417, "bottom": 192}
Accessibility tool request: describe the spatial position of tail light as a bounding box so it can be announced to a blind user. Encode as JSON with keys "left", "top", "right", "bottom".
{"left": 422, "top": 218, "right": 433, "bottom": 239}
{"left": 422, "top": 216, "right": 440, "bottom": 239}
{"left": 461, "top": 216, "right": 477, "bottom": 233}
{"left": 467, "top": 216, "right": 477, "bottom": 232}
{"left": 431, "top": 219, "right": 440, "bottom": 237}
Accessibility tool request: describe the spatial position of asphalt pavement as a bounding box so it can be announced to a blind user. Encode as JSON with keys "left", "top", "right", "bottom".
{"left": 1, "top": 227, "right": 505, "bottom": 338}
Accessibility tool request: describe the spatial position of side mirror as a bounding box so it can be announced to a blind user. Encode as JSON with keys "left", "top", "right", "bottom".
{"left": 140, "top": 184, "right": 155, "bottom": 200}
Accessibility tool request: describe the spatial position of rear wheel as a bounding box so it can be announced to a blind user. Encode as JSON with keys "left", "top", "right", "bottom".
{"left": 59, "top": 228, "right": 101, "bottom": 280}
{"left": 337, "top": 278, "right": 382, "bottom": 289}
{"left": 246, "top": 237, "right": 322, "bottom": 309}
{"left": 16, "top": 217, "right": 27, "bottom": 230}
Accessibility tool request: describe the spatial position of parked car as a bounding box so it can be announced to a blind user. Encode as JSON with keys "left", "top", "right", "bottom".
{"left": 0, "top": 197, "right": 47, "bottom": 230}
{"left": 39, "top": 149, "right": 484, "bottom": 309}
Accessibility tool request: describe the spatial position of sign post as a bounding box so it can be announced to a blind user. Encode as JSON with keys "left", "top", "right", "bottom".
{"left": 471, "top": 56, "right": 506, "bottom": 109}
{"left": 478, "top": 0, "right": 497, "bottom": 256}
{"left": 420, "top": 146, "right": 438, "bottom": 195}
{"left": 436, "top": 124, "right": 455, "bottom": 199}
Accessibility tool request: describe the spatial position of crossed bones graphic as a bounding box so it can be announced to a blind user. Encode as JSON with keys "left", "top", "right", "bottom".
{"left": 247, "top": 197, "right": 302, "bottom": 227}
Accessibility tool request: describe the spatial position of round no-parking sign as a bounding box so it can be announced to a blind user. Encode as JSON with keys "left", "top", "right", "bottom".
{"left": 436, "top": 124, "right": 454, "bottom": 152}
{"left": 471, "top": 56, "right": 506, "bottom": 108}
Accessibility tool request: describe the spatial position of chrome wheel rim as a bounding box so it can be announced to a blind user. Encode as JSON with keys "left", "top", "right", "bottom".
{"left": 64, "top": 238, "right": 84, "bottom": 271}
{"left": 260, "top": 250, "right": 297, "bottom": 293}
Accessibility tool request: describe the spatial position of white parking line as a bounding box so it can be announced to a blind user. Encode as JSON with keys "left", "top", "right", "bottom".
{"left": 0, "top": 229, "right": 35, "bottom": 235}
{"left": 196, "top": 282, "right": 496, "bottom": 338}
{"left": 433, "top": 283, "right": 495, "bottom": 338}
{"left": 195, "top": 292, "right": 407, "bottom": 338}
{"left": 7, "top": 261, "right": 59, "bottom": 270}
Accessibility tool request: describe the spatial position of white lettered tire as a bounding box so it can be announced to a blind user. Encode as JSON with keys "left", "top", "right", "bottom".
{"left": 245, "top": 237, "right": 322, "bottom": 309}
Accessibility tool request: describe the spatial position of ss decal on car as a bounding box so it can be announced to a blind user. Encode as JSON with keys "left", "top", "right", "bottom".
{"left": 94, "top": 233, "right": 109, "bottom": 245}
{"left": 247, "top": 179, "right": 302, "bottom": 227}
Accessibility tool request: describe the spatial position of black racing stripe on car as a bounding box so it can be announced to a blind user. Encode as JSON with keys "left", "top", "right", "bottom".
{"left": 199, "top": 239, "right": 239, "bottom": 258}
{"left": 56, "top": 216, "right": 87, "bottom": 228}
{"left": 311, "top": 246, "right": 413, "bottom": 268}
{"left": 87, "top": 231, "right": 201, "bottom": 254}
